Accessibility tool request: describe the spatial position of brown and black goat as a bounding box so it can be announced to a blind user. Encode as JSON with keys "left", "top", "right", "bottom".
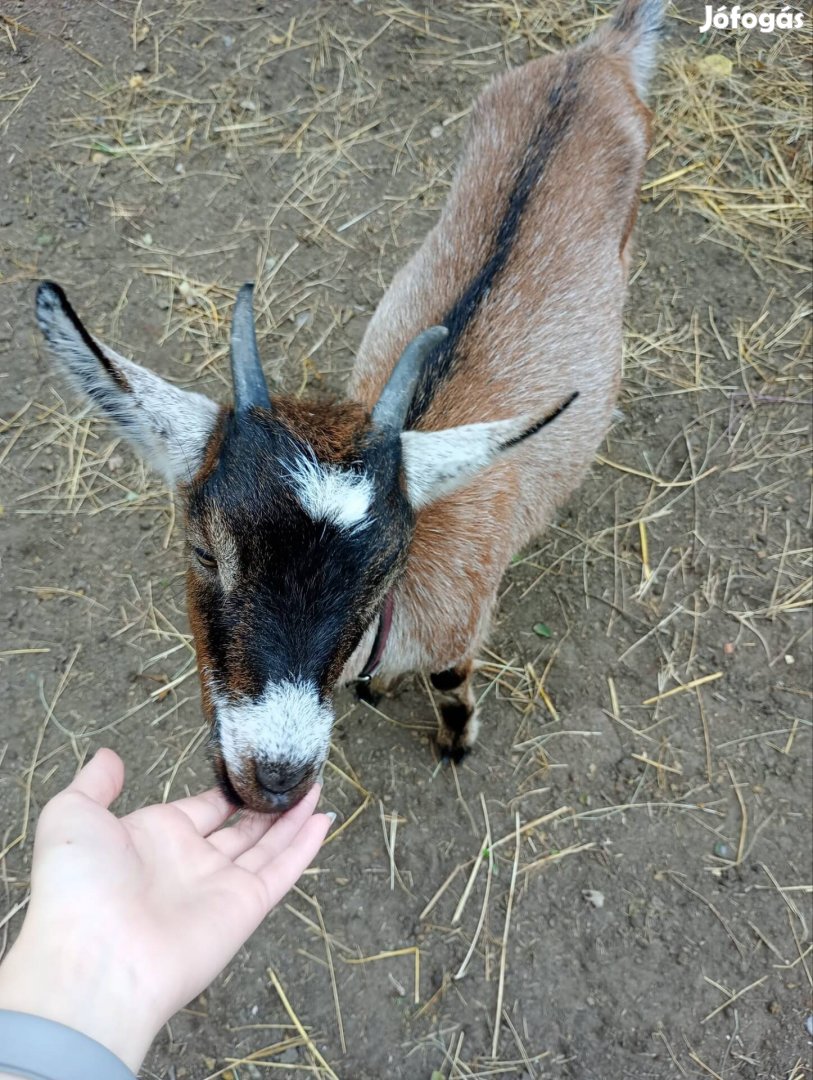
{"left": 35, "top": 0, "right": 663, "bottom": 813}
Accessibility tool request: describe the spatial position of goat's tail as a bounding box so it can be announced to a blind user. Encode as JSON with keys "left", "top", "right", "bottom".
{"left": 591, "top": 0, "right": 666, "bottom": 98}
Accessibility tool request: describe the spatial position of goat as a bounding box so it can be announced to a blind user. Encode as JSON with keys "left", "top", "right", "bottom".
{"left": 35, "top": 0, "right": 663, "bottom": 813}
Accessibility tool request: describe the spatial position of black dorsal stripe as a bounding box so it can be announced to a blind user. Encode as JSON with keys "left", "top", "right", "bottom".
{"left": 405, "top": 54, "right": 583, "bottom": 429}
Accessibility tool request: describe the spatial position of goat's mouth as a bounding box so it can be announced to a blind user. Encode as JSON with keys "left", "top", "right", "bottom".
{"left": 211, "top": 748, "right": 320, "bottom": 814}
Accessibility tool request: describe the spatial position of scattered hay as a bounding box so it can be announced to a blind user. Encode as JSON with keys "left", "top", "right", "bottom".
{"left": 0, "top": 1, "right": 810, "bottom": 1076}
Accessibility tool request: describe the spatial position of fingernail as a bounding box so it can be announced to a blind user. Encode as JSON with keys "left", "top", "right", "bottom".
{"left": 325, "top": 811, "right": 337, "bottom": 825}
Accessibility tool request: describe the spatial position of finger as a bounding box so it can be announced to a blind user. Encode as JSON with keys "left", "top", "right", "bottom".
{"left": 169, "top": 787, "right": 237, "bottom": 836}
{"left": 234, "top": 784, "right": 321, "bottom": 875}
{"left": 65, "top": 748, "right": 124, "bottom": 808}
{"left": 208, "top": 810, "right": 277, "bottom": 860}
{"left": 255, "top": 813, "right": 333, "bottom": 906}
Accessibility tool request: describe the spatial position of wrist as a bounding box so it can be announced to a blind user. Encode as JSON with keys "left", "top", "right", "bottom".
{"left": 0, "top": 924, "right": 160, "bottom": 1072}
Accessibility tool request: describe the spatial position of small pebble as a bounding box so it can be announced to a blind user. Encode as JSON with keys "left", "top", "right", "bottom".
{"left": 222, "top": 35, "right": 235, "bottom": 48}
{"left": 141, "top": 232, "right": 153, "bottom": 247}
{"left": 806, "top": 1015, "right": 813, "bottom": 1036}
{"left": 723, "top": 641, "right": 735, "bottom": 655}
{"left": 784, "top": 654, "right": 795, "bottom": 665}
{"left": 178, "top": 280, "right": 195, "bottom": 305}
{"left": 713, "top": 841, "right": 734, "bottom": 859}
{"left": 583, "top": 889, "right": 604, "bottom": 909}
{"left": 430, "top": 124, "right": 443, "bottom": 139}
{"left": 175, "top": 162, "right": 185, "bottom": 175}
{"left": 239, "top": 99, "right": 257, "bottom": 111}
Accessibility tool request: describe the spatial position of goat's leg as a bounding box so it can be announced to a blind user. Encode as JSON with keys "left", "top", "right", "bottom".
{"left": 354, "top": 673, "right": 410, "bottom": 707}
{"left": 354, "top": 679, "right": 381, "bottom": 706}
{"left": 430, "top": 660, "right": 480, "bottom": 763}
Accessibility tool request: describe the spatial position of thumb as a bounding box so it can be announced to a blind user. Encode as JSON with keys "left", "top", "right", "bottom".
{"left": 65, "top": 748, "right": 125, "bottom": 809}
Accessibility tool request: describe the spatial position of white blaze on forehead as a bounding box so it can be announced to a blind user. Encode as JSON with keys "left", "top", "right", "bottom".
{"left": 213, "top": 679, "right": 333, "bottom": 774}
{"left": 285, "top": 451, "right": 373, "bottom": 530}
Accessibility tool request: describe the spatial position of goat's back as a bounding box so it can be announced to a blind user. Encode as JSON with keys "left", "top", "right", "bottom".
{"left": 352, "top": 21, "right": 652, "bottom": 404}
{"left": 347, "top": 7, "right": 657, "bottom": 669}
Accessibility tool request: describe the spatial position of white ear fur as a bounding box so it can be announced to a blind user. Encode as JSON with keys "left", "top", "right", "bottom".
{"left": 400, "top": 415, "right": 538, "bottom": 510}
{"left": 36, "top": 282, "right": 220, "bottom": 487}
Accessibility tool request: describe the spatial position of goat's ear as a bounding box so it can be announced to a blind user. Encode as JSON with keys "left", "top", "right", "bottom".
{"left": 399, "top": 393, "right": 578, "bottom": 510}
{"left": 36, "top": 282, "right": 220, "bottom": 487}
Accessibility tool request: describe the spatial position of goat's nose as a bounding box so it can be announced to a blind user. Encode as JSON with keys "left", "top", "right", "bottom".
{"left": 255, "top": 760, "right": 308, "bottom": 798}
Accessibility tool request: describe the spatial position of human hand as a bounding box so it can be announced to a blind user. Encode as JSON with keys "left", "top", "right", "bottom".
{"left": 0, "top": 748, "right": 332, "bottom": 1072}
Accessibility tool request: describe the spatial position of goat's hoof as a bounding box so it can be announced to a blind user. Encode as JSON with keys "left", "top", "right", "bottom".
{"left": 443, "top": 745, "right": 469, "bottom": 766}
{"left": 432, "top": 737, "right": 470, "bottom": 766}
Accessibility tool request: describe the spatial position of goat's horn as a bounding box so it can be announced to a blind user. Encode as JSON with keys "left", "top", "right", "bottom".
{"left": 371, "top": 325, "right": 448, "bottom": 432}
{"left": 230, "top": 283, "right": 271, "bottom": 412}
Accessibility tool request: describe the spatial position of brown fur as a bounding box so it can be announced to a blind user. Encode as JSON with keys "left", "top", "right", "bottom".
{"left": 189, "top": 6, "right": 658, "bottom": 781}
{"left": 36, "top": 4, "right": 662, "bottom": 803}
{"left": 186, "top": 566, "right": 216, "bottom": 720}
{"left": 342, "top": 20, "right": 656, "bottom": 754}
{"left": 269, "top": 398, "right": 371, "bottom": 462}
{"left": 185, "top": 407, "right": 229, "bottom": 486}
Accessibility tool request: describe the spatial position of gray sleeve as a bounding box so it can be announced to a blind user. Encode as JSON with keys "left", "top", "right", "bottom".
{"left": 0, "top": 1011, "right": 137, "bottom": 1080}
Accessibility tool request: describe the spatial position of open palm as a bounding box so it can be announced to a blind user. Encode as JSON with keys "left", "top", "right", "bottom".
{"left": 0, "top": 749, "right": 331, "bottom": 1071}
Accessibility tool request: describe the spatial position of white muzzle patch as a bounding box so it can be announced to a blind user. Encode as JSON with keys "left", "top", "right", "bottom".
{"left": 212, "top": 678, "right": 334, "bottom": 775}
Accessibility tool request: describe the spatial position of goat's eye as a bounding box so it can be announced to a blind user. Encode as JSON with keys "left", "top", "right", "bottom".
{"left": 193, "top": 547, "right": 217, "bottom": 570}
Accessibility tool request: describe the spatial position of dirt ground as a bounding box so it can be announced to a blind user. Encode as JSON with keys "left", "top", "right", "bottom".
{"left": 0, "top": 2, "right": 811, "bottom": 1078}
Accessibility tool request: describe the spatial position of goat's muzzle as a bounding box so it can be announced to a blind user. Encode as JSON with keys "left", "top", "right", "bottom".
{"left": 212, "top": 750, "right": 319, "bottom": 814}
{"left": 209, "top": 678, "right": 333, "bottom": 813}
